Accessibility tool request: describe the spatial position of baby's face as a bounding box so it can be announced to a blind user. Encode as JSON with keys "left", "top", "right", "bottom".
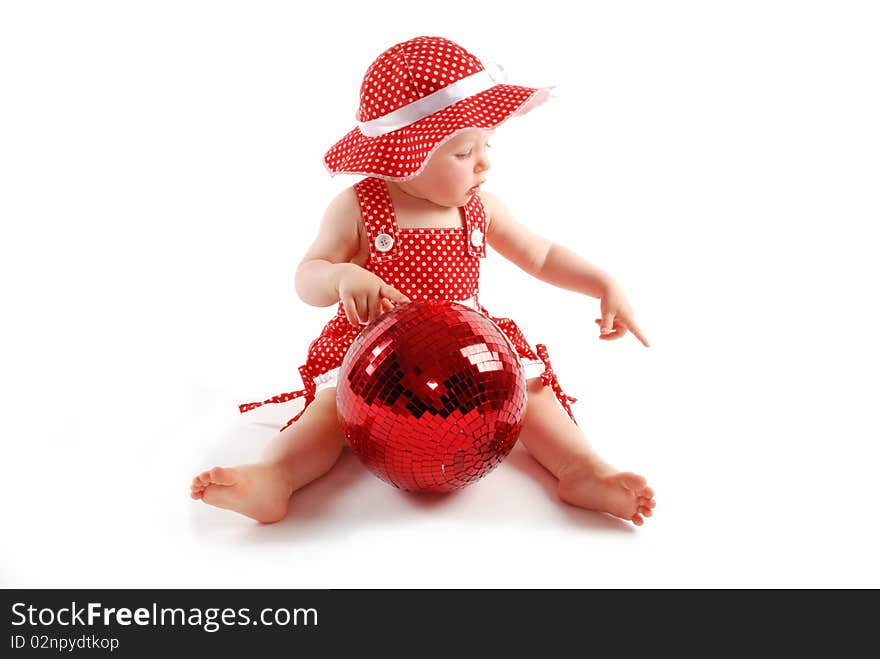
{"left": 403, "top": 128, "right": 493, "bottom": 207}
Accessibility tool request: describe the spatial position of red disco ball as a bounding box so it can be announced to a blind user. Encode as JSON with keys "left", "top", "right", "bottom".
{"left": 336, "top": 301, "right": 527, "bottom": 493}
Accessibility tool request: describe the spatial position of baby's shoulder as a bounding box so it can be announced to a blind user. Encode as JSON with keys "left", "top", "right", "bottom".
{"left": 311, "top": 186, "right": 364, "bottom": 250}
{"left": 319, "top": 186, "right": 365, "bottom": 235}
{"left": 323, "top": 185, "right": 360, "bottom": 220}
{"left": 478, "top": 189, "right": 503, "bottom": 229}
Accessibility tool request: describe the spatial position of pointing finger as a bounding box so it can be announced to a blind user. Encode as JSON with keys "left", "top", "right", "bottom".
{"left": 626, "top": 319, "right": 650, "bottom": 347}
{"left": 381, "top": 284, "right": 411, "bottom": 305}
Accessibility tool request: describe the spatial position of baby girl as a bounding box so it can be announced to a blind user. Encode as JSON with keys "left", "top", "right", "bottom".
{"left": 191, "top": 36, "right": 656, "bottom": 526}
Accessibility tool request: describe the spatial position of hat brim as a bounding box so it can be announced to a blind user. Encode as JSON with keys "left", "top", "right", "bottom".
{"left": 323, "top": 83, "right": 553, "bottom": 181}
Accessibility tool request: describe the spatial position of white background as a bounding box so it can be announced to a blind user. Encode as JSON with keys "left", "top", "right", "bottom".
{"left": 2, "top": 1, "right": 878, "bottom": 588}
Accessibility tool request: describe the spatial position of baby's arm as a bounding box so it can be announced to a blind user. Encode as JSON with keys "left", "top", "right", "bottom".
{"left": 482, "top": 190, "right": 648, "bottom": 346}
{"left": 482, "top": 189, "right": 612, "bottom": 297}
{"left": 295, "top": 188, "right": 410, "bottom": 325}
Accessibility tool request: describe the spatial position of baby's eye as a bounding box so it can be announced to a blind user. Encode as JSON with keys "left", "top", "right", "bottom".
{"left": 456, "top": 144, "right": 490, "bottom": 159}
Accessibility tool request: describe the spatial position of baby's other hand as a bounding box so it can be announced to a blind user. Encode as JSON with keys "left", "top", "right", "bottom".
{"left": 335, "top": 264, "right": 410, "bottom": 327}
{"left": 595, "top": 284, "right": 650, "bottom": 347}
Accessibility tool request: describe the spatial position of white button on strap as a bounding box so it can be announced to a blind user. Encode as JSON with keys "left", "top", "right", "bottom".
{"left": 470, "top": 228, "right": 484, "bottom": 247}
{"left": 374, "top": 233, "right": 394, "bottom": 252}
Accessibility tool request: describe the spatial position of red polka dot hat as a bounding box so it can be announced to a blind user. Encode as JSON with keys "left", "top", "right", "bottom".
{"left": 324, "top": 36, "right": 554, "bottom": 181}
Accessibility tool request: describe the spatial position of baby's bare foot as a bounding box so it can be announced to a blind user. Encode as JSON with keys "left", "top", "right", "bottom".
{"left": 190, "top": 464, "right": 293, "bottom": 524}
{"left": 557, "top": 466, "right": 656, "bottom": 526}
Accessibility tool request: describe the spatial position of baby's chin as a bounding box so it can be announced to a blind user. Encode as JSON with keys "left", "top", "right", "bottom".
{"left": 456, "top": 186, "right": 480, "bottom": 204}
{"left": 461, "top": 187, "right": 480, "bottom": 204}
{"left": 419, "top": 187, "right": 474, "bottom": 208}
{"left": 429, "top": 194, "right": 469, "bottom": 208}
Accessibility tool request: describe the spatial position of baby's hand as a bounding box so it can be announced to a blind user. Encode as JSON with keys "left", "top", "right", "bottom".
{"left": 595, "top": 284, "right": 650, "bottom": 347}
{"left": 335, "top": 264, "right": 411, "bottom": 326}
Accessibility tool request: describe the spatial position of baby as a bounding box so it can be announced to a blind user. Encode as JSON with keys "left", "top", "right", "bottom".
{"left": 191, "top": 36, "right": 655, "bottom": 525}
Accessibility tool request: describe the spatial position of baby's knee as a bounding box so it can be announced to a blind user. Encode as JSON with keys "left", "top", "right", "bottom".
{"left": 526, "top": 376, "right": 554, "bottom": 399}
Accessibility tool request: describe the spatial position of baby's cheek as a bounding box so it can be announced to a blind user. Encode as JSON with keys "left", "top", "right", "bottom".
{"left": 449, "top": 175, "right": 469, "bottom": 196}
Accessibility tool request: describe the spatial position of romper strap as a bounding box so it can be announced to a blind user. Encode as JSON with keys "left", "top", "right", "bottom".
{"left": 354, "top": 177, "right": 401, "bottom": 264}
{"left": 238, "top": 364, "right": 317, "bottom": 432}
{"left": 535, "top": 344, "right": 578, "bottom": 425}
{"left": 463, "top": 192, "right": 488, "bottom": 258}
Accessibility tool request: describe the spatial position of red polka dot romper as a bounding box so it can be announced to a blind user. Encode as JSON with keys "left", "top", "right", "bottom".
{"left": 240, "top": 177, "right": 577, "bottom": 430}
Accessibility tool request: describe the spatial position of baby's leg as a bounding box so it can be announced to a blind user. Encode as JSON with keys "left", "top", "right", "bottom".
{"left": 191, "top": 388, "right": 345, "bottom": 523}
{"left": 518, "top": 379, "right": 656, "bottom": 525}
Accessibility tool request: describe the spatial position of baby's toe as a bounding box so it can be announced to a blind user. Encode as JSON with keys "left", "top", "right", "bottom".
{"left": 638, "top": 505, "right": 653, "bottom": 517}
{"left": 631, "top": 513, "right": 644, "bottom": 526}
{"left": 619, "top": 472, "right": 647, "bottom": 491}
{"left": 209, "top": 466, "right": 237, "bottom": 486}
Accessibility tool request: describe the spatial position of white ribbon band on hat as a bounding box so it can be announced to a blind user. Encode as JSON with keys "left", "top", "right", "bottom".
{"left": 356, "top": 63, "right": 508, "bottom": 138}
